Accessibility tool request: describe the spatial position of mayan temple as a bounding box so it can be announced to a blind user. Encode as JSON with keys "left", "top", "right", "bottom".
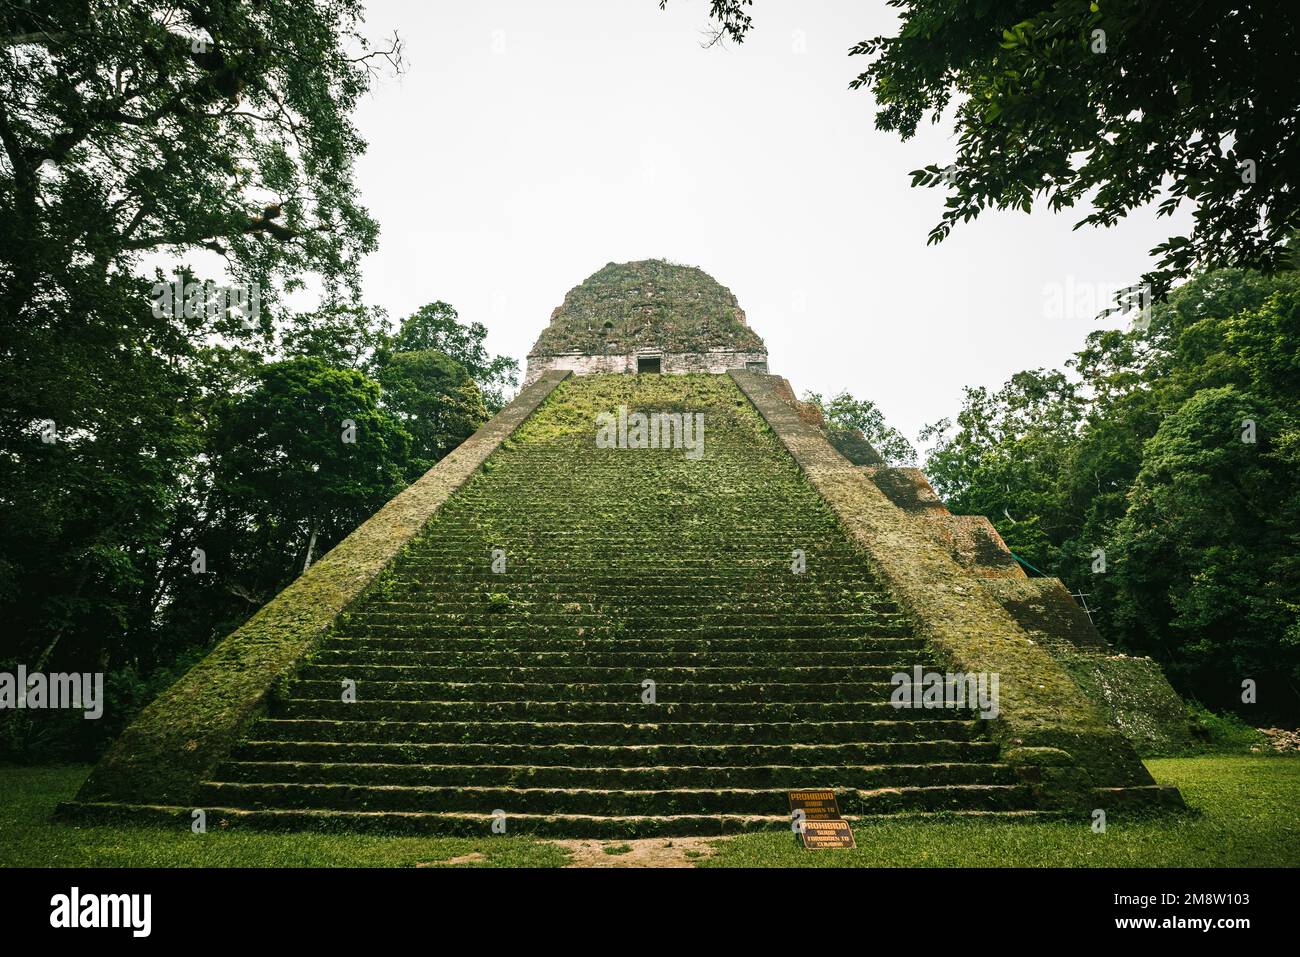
{"left": 66, "top": 260, "right": 1188, "bottom": 836}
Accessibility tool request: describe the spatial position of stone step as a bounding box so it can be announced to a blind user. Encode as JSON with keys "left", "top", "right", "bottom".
{"left": 401, "top": 540, "right": 864, "bottom": 553}
{"left": 307, "top": 649, "right": 928, "bottom": 668}
{"left": 371, "top": 591, "right": 896, "bottom": 606}
{"left": 344, "top": 608, "right": 907, "bottom": 627}
{"left": 384, "top": 567, "right": 888, "bottom": 581}
{"left": 295, "top": 663, "right": 933, "bottom": 683}
{"left": 373, "top": 581, "right": 896, "bottom": 593}
{"left": 316, "top": 636, "right": 927, "bottom": 653}
{"left": 229, "top": 738, "right": 1002, "bottom": 767}
{"left": 252, "top": 717, "right": 985, "bottom": 745}
{"left": 284, "top": 679, "right": 916, "bottom": 702}
{"left": 192, "top": 781, "right": 1033, "bottom": 816}
{"left": 327, "top": 624, "right": 910, "bottom": 640}
{"left": 212, "top": 760, "right": 1019, "bottom": 790}
{"left": 273, "top": 699, "right": 978, "bottom": 723}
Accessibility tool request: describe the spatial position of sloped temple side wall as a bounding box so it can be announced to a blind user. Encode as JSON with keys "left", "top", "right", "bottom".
{"left": 863, "top": 464, "right": 1195, "bottom": 756}
{"left": 728, "top": 370, "right": 1181, "bottom": 809}
{"left": 72, "top": 371, "right": 572, "bottom": 807}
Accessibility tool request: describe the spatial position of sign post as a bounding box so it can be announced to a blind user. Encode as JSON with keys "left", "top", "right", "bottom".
{"left": 788, "top": 789, "right": 856, "bottom": 850}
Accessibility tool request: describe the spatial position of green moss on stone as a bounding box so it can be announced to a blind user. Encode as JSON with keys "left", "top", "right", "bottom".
{"left": 72, "top": 371, "right": 571, "bottom": 806}
{"left": 1057, "top": 653, "right": 1197, "bottom": 757}
{"left": 728, "top": 370, "right": 1163, "bottom": 799}
{"left": 529, "top": 260, "right": 766, "bottom": 357}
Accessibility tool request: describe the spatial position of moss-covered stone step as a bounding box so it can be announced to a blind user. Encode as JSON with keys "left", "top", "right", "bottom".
{"left": 359, "top": 588, "right": 898, "bottom": 602}
{"left": 376, "top": 575, "right": 899, "bottom": 591}
{"left": 284, "top": 679, "right": 912, "bottom": 702}
{"left": 383, "top": 569, "right": 888, "bottom": 585}
{"left": 191, "top": 781, "right": 1033, "bottom": 816}
{"left": 326, "top": 623, "right": 910, "bottom": 640}
{"left": 316, "top": 636, "right": 928, "bottom": 654}
{"left": 337, "top": 619, "right": 912, "bottom": 635}
{"left": 213, "top": 760, "right": 1018, "bottom": 790}
{"left": 395, "top": 556, "right": 877, "bottom": 570}
{"left": 311, "top": 645, "right": 925, "bottom": 664}
{"left": 344, "top": 609, "right": 906, "bottom": 627}
{"left": 404, "top": 521, "right": 848, "bottom": 530}
{"left": 400, "top": 540, "right": 865, "bottom": 554}
{"left": 58, "top": 801, "right": 1066, "bottom": 838}
{"left": 252, "top": 717, "right": 985, "bottom": 745}
{"left": 306, "top": 649, "right": 927, "bottom": 668}
{"left": 294, "top": 663, "right": 934, "bottom": 683}
{"left": 229, "top": 738, "right": 1002, "bottom": 767}
{"left": 189, "top": 780, "right": 1020, "bottom": 817}
{"left": 370, "top": 585, "right": 899, "bottom": 600}
{"left": 274, "top": 699, "right": 977, "bottom": 723}
{"left": 358, "top": 599, "right": 903, "bottom": 617}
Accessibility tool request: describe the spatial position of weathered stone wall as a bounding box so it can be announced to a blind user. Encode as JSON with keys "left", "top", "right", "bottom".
{"left": 982, "top": 577, "right": 1196, "bottom": 756}
{"left": 530, "top": 259, "right": 767, "bottom": 357}
{"left": 980, "top": 578, "right": 1110, "bottom": 653}
{"left": 524, "top": 350, "right": 768, "bottom": 386}
{"left": 867, "top": 464, "right": 1194, "bottom": 757}
{"left": 73, "top": 371, "right": 572, "bottom": 806}
{"left": 1057, "top": 653, "right": 1197, "bottom": 756}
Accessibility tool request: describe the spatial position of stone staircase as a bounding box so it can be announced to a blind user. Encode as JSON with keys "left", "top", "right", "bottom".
{"left": 191, "top": 374, "right": 1041, "bottom": 836}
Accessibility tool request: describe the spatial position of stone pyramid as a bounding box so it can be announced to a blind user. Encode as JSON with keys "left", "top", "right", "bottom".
{"left": 64, "top": 261, "right": 1184, "bottom": 836}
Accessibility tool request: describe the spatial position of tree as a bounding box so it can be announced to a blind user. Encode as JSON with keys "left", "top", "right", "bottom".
{"left": 0, "top": 0, "right": 397, "bottom": 676}
{"left": 918, "top": 270, "right": 1300, "bottom": 719}
{"left": 375, "top": 349, "right": 489, "bottom": 480}
{"left": 0, "top": 0, "right": 395, "bottom": 318}
{"left": 919, "top": 369, "right": 1084, "bottom": 571}
{"left": 384, "top": 302, "right": 519, "bottom": 411}
{"left": 191, "top": 357, "right": 409, "bottom": 620}
{"left": 802, "top": 390, "right": 916, "bottom": 466}
{"left": 281, "top": 304, "right": 393, "bottom": 370}
{"left": 662, "top": 1, "right": 1300, "bottom": 302}
{"left": 1110, "top": 386, "right": 1294, "bottom": 711}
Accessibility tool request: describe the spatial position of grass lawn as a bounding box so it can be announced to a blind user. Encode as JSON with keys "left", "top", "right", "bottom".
{"left": 1, "top": 756, "right": 1296, "bottom": 868}
{"left": 0, "top": 765, "right": 566, "bottom": 868}
{"left": 702, "top": 755, "right": 1300, "bottom": 868}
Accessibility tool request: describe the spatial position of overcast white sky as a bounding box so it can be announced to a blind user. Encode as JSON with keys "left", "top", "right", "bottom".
{"left": 350, "top": 0, "right": 1192, "bottom": 445}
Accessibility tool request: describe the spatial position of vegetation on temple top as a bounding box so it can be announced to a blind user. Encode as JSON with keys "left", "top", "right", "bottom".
{"left": 529, "top": 260, "right": 767, "bottom": 357}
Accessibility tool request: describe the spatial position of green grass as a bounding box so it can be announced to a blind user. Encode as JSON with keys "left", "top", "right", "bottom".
{"left": 2, "top": 757, "right": 1296, "bottom": 868}
{"left": 1186, "top": 703, "right": 1271, "bottom": 752}
{"left": 701, "top": 756, "right": 1300, "bottom": 867}
{"left": 0, "top": 765, "right": 566, "bottom": 868}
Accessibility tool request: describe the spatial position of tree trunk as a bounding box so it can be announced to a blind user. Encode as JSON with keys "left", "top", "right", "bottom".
{"left": 301, "top": 525, "right": 319, "bottom": 574}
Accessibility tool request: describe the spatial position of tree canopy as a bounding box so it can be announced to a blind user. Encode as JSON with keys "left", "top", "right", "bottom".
{"left": 0, "top": 4, "right": 507, "bottom": 760}
{"left": 922, "top": 268, "right": 1300, "bottom": 719}
{"left": 384, "top": 301, "right": 519, "bottom": 412}
{"left": 664, "top": 0, "right": 1300, "bottom": 302}
{"left": 803, "top": 390, "right": 917, "bottom": 466}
